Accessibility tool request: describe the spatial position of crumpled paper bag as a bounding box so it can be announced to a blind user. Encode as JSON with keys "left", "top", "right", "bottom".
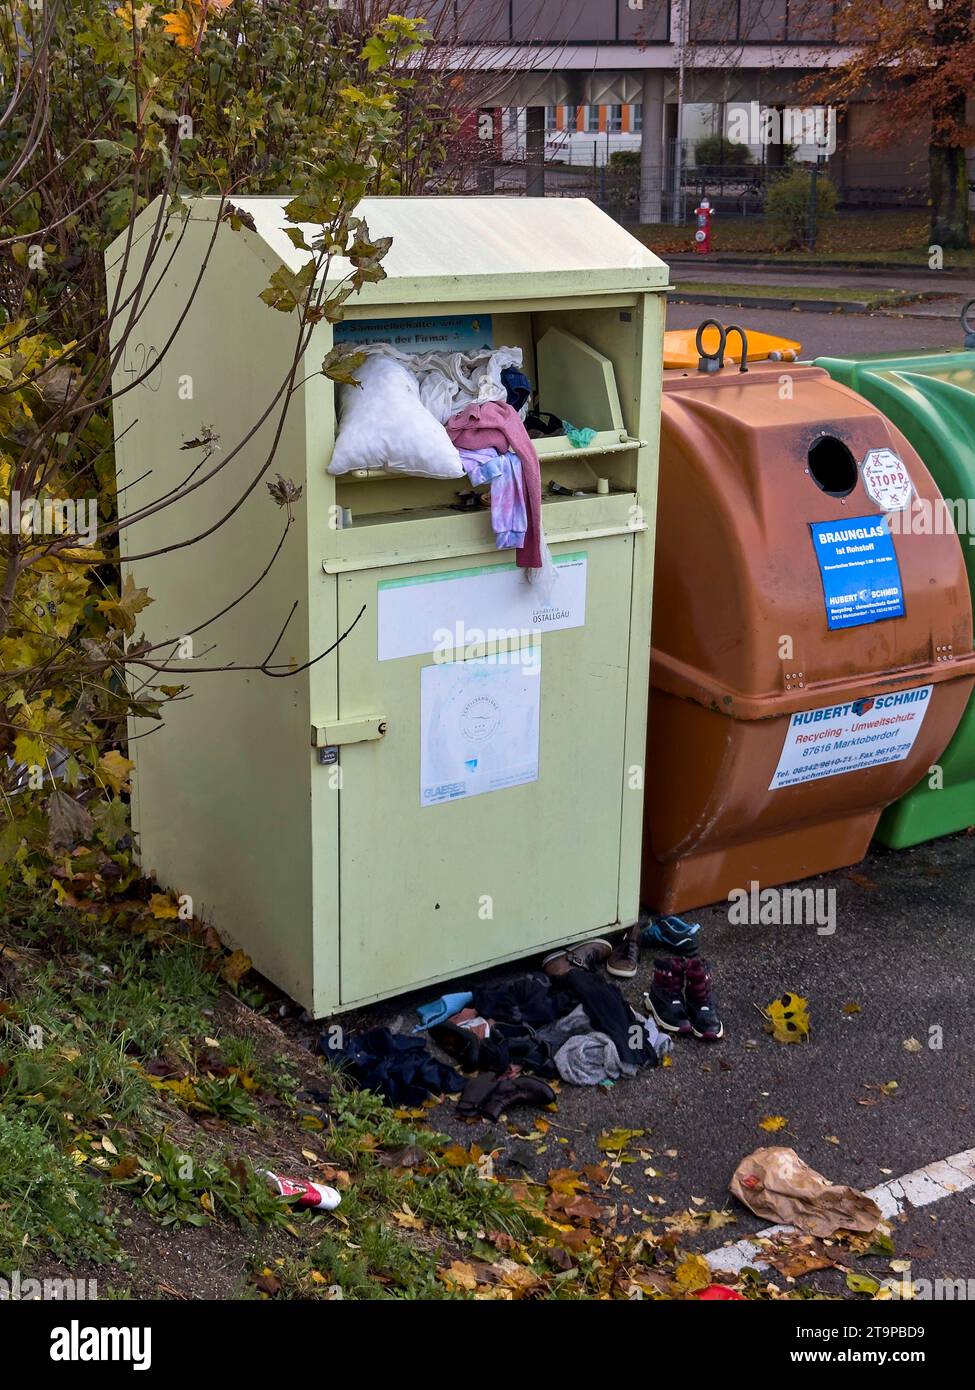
{"left": 730, "top": 1146, "right": 882, "bottom": 1238}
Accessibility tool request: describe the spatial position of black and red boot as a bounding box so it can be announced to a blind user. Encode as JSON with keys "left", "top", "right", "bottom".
{"left": 644, "top": 958, "right": 692, "bottom": 1037}
{"left": 683, "top": 957, "right": 724, "bottom": 1041}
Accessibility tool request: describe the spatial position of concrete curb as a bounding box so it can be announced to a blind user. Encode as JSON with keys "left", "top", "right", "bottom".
{"left": 669, "top": 291, "right": 881, "bottom": 314}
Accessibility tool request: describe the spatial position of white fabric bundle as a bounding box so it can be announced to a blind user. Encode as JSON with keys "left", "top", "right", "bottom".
{"left": 358, "top": 343, "right": 524, "bottom": 423}
{"left": 328, "top": 354, "right": 464, "bottom": 479}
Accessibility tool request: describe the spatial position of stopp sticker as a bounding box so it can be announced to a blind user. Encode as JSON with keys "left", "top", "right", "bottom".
{"left": 861, "top": 447, "right": 913, "bottom": 512}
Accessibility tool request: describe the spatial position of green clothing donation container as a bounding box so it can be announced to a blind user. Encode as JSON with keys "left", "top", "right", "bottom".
{"left": 106, "top": 196, "right": 668, "bottom": 1016}
{"left": 817, "top": 350, "right": 975, "bottom": 847}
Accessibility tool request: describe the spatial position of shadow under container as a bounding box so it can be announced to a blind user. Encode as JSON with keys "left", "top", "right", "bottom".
{"left": 817, "top": 349, "right": 975, "bottom": 847}
{"left": 641, "top": 360, "right": 975, "bottom": 914}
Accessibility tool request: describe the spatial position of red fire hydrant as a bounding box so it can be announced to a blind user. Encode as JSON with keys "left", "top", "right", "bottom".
{"left": 694, "top": 198, "right": 713, "bottom": 254}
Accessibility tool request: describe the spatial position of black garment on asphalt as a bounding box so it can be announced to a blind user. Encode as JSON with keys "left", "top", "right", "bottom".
{"left": 319, "top": 1026, "right": 464, "bottom": 1106}
{"left": 558, "top": 967, "right": 656, "bottom": 1068}
{"left": 472, "top": 971, "right": 573, "bottom": 1028}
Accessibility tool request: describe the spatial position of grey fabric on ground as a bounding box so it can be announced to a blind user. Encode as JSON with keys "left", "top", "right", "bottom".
{"left": 536, "top": 1003, "right": 591, "bottom": 1051}
{"left": 638, "top": 1012, "right": 674, "bottom": 1060}
{"left": 554, "top": 1031, "right": 637, "bottom": 1085}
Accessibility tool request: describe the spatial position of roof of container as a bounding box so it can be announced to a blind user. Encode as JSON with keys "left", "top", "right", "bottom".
{"left": 203, "top": 195, "right": 669, "bottom": 302}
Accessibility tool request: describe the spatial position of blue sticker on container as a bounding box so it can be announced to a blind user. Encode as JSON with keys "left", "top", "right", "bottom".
{"left": 809, "top": 516, "right": 905, "bottom": 630}
{"left": 333, "top": 315, "right": 493, "bottom": 353}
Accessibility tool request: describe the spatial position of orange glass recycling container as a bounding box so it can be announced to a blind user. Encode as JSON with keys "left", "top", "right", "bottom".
{"left": 642, "top": 361, "right": 975, "bottom": 913}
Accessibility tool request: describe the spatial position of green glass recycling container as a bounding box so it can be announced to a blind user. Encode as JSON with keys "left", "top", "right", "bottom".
{"left": 817, "top": 350, "right": 975, "bottom": 847}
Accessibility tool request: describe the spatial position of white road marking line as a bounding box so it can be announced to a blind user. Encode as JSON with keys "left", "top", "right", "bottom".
{"left": 705, "top": 1146, "right": 975, "bottom": 1274}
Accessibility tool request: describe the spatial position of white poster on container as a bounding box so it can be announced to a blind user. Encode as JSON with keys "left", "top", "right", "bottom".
{"left": 420, "top": 653, "right": 541, "bottom": 807}
{"left": 769, "top": 685, "right": 933, "bottom": 790}
{"left": 378, "top": 553, "right": 587, "bottom": 662}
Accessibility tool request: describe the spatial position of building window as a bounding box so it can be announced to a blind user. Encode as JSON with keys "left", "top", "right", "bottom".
{"left": 633, "top": 104, "right": 643, "bottom": 133}
{"left": 607, "top": 105, "right": 623, "bottom": 134}
{"left": 586, "top": 105, "right": 601, "bottom": 133}
{"left": 545, "top": 105, "right": 559, "bottom": 132}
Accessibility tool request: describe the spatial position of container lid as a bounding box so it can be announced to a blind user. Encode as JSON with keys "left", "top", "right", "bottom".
{"left": 193, "top": 195, "right": 669, "bottom": 306}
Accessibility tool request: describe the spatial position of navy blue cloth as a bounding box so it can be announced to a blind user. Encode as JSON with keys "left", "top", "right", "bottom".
{"left": 319, "top": 1026, "right": 464, "bottom": 1106}
{"left": 501, "top": 366, "right": 532, "bottom": 413}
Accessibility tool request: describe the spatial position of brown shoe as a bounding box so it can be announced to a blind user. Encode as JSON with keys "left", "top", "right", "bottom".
{"left": 542, "top": 939, "right": 612, "bottom": 977}
{"left": 606, "top": 924, "right": 641, "bottom": 979}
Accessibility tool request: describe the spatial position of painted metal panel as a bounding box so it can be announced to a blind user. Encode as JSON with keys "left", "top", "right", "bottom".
{"left": 334, "top": 538, "right": 633, "bottom": 1004}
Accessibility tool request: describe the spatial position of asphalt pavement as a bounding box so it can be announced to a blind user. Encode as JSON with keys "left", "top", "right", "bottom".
{"left": 317, "top": 302, "right": 974, "bottom": 1296}
{"left": 664, "top": 301, "right": 967, "bottom": 359}
{"left": 332, "top": 830, "right": 975, "bottom": 1291}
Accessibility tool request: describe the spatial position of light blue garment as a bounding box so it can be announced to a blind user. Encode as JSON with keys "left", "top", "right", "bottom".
{"left": 491, "top": 450, "right": 528, "bottom": 550}
{"left": 458, "top": 447, "right": 527, "bottom": 551}
{"left": 414, "top": 991, "right": 474, "bottom": 1032}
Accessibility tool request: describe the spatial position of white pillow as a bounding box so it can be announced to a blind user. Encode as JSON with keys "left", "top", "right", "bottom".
{"left": 328, "top": 355, "right": 464, "bottom": 479}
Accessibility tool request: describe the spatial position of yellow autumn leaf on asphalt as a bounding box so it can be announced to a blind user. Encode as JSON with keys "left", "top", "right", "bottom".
{"left": 97, "top": 749, "right": 134, "bottom": 793}
{"left": 764, "top": 991, "right": 811, "bottom": 1043}
{"left": 759, "top": 1115, "right": 788, "bottom": 1132}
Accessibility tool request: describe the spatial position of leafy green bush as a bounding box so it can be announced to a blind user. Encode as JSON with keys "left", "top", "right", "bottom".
{"left": 0, "top": 0, "right": 442, "bottom": 894}
{"left": 693, "top": 135, "right": 754, "bottom": 175}
{"left": 765, "top": 168, "right": 838, "bottom": 249}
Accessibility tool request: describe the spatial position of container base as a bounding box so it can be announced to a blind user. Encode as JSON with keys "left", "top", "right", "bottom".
{"left": 874, "top": 781, "right": 975, "bottom": 850}
{"left": 641, "top": 812, "right": 880, "bottom": 914}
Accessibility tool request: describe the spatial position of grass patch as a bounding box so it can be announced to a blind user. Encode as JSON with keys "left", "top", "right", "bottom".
{"left": 632, "top": 211, "right": 975, "bottom": 268}
{"left": 670, "top": 282, "right": 920, "bottom": 309}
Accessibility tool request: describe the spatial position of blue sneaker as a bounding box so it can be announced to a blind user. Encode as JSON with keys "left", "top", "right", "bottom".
{"left": 641, "top": 915, "right": 701, "bottom": 956}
